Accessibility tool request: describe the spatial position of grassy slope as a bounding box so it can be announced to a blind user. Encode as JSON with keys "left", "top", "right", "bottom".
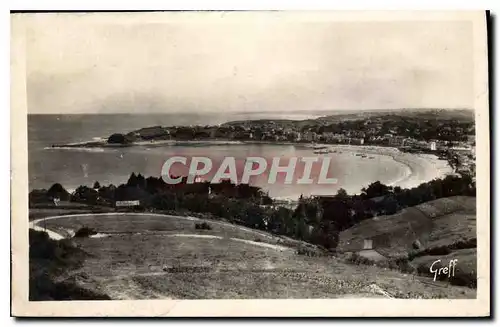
{"left": 29, "top": 229, "right": 111, "bottom": 301}
{"left": 29, "top": 205, "right": 114, "bottom": 221}
{"left": 338, "top": 196, "right": 477, "bottom": 286}
{"left": 43, "top": 214, "right": 284, "bottom": 245}
{"left": 39, "top": 211, "right": 476, "bottom": 299}
{"left": 411, "top": 248, "right": 477, "bottom": 287}
{"left": 339, "top": 196, "right": 476, "bottom": 255}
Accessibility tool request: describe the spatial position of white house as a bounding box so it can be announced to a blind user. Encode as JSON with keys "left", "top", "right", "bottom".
{"left": 363, "top": 239, "right": 373, "bottom": 250}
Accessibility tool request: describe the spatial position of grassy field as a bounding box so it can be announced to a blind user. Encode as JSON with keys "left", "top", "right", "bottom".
{"left": 337, "top": 196, "right": 477, "bottom": 287}
{"left": 29, "top": 206, "right": 114, "bottom": 220}
{"left": 33, "top": 209, "right": 476, "bottom": 299}
{"left": 339, "top": 196, "right": 476, "bottom": 256}
{"left": 42, "top": 213, "right": 283, "bottom": 245}
{"left": 411, "top": 248, "right": 477, "bottom": 287}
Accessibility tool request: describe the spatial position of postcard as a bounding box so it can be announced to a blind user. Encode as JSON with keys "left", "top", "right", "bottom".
{"left": 11, "top": 10, "right": 490, "bottom": 317}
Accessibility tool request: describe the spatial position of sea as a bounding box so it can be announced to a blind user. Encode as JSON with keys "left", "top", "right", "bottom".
{"left": 28, "top": 113, "right": 410, "bottom": 199}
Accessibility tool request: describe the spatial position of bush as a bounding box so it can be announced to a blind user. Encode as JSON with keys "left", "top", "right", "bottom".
{"left": 345, "top": 252, "right": 374, "bottom": 265}
{"left": 195, "top": 222, "right": 212, "bottom": 230}
{"left": 408, "top": 238, "right": 476, "bottom": 261}
{"left": 29, "top": 229, "right": 110, "bottom": 301}
{"left": 30, "top": 275, "right": 111, "bottom": 301}
{"left": 345, "top": 252, "right": 417, "bottom": 274}
{"left": 296, "top": 246, "right": 325, "bottom": 257}
{"left": 386, "top": 257, "right": 416, "bottom": 274}
{"left": 74, "top": 227, "right": 97, "bottom": 238}
{"left": 162, "top": 266, "right": 211, "bottom": 273}
{"left": 107, "top": 133, "right": 134, "bottom": 144}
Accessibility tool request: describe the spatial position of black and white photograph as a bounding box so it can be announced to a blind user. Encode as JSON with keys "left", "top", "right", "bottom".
{"left": 10, "top": 10, "right": 490, "bottom": 317}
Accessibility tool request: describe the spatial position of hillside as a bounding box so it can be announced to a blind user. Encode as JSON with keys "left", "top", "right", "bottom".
{"left": 30, "top": 210, "right": 476, "bottom": 299}
{"left": 338, "top": 196, "right": 477, "bottom": 287}
{"left": 223, "top": 108, "right": 475, "bottom": 127}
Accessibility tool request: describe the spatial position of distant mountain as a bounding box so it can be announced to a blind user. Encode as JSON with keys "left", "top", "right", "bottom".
{"left": 317, "top": 108, "right": 474, "bottom": 122}
{"left": 223, "top": 108, "right": 475, "bottom": 127}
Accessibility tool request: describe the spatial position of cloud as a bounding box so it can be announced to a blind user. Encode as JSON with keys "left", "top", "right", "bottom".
{"left": 23, "top": 13, "right": 474, "bottom": 114}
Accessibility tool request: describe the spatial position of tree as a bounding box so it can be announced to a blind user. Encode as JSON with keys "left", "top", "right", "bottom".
{"left": 93, "top": 181, "right": 101, "bottom": 189}
{"left": 29, "top": 189, "right": 50, "bottom": 204}
{"left": 268, "top": 207, "right": 292, "bottom": 234}
{"left": 361, "top": 181, "right": 392, "bottom": 199}
{"left": 107, "top": 133, "right": 128, "bottom": 144}
{"left": 310, "top": 221, "right": 339, "bottom": 250}
{"left": 335, "top": 188, "right": 349, "bottom": 199}
{"left": 295, "top": 218, "right": 311, "bottom": 241}
{"left": 126, "top": 172, "right": 146, "bottom": 189}
{"left": 47, "top": 183, "right": 70, "bottom": 201}
{"left": 97, "top": 184, "right": 116, "bottom": 205}
{"left": 71, "top": 186, "right": 98, "bottom": 205}
{"left": 320, "top": 197, "right": 351, "bottom": 229}
{"left": 136, "top": 173, "right": 146, "bottom": 189}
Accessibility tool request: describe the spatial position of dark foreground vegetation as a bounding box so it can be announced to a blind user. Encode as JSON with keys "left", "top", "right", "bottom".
{"left": 29, "top": 229, "right": 110, "bottom": 300}
{"left": 30, "top": 170, "right": 475, "bottom": 251}
{"left": 74, "top": 227, "right": 98, "bottom": 238}
{"left": 195, "top": 222, "right": 212, "bottom": 230}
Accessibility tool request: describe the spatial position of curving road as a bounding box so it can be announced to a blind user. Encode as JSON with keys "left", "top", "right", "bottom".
{"left": 29, "top": 212, "right": 291, "bottom": 251}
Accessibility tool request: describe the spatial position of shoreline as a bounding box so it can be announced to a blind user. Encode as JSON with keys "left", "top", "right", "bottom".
{"left": 283, "top": 143, "right": 453, "bottom": 199}
{"left": 44, "top": 139, "right": 454, "bottom": 201}
{"left": 256, "top": 143, "right": 453, "bottom": 200}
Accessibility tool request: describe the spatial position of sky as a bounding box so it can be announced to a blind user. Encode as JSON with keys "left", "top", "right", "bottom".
{"left": 21, "top": 12, "right": 475, "bottom": 114}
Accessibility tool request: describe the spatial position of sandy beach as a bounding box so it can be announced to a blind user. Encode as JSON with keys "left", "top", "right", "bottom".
{"left": 47, "top": 138, "right": 453, "bottom": 200}
{"left": 309, "top": 144, "right": 454, "bottom": 190}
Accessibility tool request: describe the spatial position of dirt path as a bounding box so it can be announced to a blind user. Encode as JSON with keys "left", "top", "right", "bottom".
{"left": 30, "top": 212, "right": 274, "bottom": 239}
{"left": 29, "top": 213, "right": 291, "bottom": 252}
{"left": 29, "top": 221, "right": 65, "bottom": 240}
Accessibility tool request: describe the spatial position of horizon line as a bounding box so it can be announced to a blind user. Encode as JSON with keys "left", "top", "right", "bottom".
{"left": 28, "top": 108, "right": 475, "bottom": 115}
